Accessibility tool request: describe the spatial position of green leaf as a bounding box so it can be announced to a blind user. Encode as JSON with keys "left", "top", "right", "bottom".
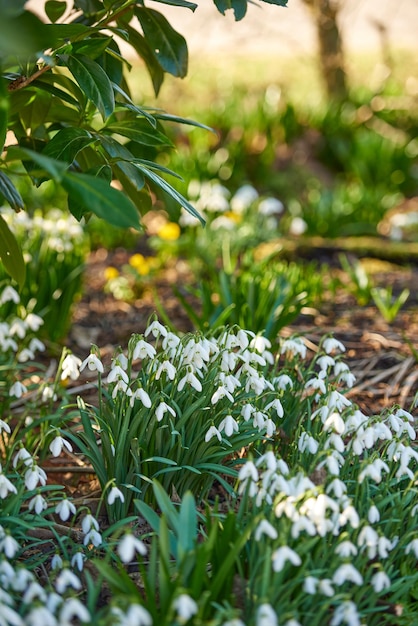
{"left": 43, "top": 127, "right": 95, "bottom": 163}
{"left": 0, "top": 213, "right": 26, "bottom": 288}
{"left": 45, "top": 0, "right": 67, "bottom": 23}
{"left": 178, "top": 491, "right": 197, "bottom": 557}
{"left": 0, "top": 77, "right": 8, "bottom": 155}
{"left": 0, "top": 11, "right": 58, "bottom": 58}
{"left": 135, "top": 162, "right": 204, "bottom": 225}
{"left": 62, "top": 171, "right": 141, "bottom": 229}
{"left": 64, "top": 54, "right": 115, "bottom": 120}
{"left": 123, "top": 25, "right": 164, "bottom": 96}
{"left": 155, "top": 111, "right": 214, "bottom": 133}
{"left": 72, "top": 36, "right": 113, "bottom": 60}
{"left": 135, "top": 7, "right": 188, "bottom": 78}
{"left": 213, "top": 0, "right": 247, "bottom": 20}
{"left": 150, "top": 0, "right": 197, "bottom": 9}
{"left": 103, "top": 119, "right": 173, "bottom": 147}
{"left": 100, "top": 135, "right": 146, "bottom": 197}
{"left": 260, "top": 0, "right": 288, "bottom": 6}
{"left": 6, "top": 146, "right": 68, "bottom": 181}
{"left": 0, "top": 170, "right": 24, "bottom": 211}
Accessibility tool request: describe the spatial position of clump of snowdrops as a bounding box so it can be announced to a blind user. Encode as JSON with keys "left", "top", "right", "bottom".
{"left": 0, "top": 313, "right": 417, "bottom": 625}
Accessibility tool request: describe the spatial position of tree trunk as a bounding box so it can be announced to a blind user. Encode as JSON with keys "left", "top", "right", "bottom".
{"left": 302, "top": 0, "right": 348, "bottom": 101}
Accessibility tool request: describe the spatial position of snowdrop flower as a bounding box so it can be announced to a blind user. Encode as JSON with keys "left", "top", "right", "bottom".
{"left": 318, "top": 578, "right": 335, "bottom": 597}
{"left": 304, "top": 575, "right": 318, "bottom": 594}
{"left": 71, "top": 551, "right": 85, "bottom": 572}
{"left": 130, "top": 387, "right": 152, "bottom": 408}
{"left": 211, "top": 384, "right": 234, "bottom": 404}
{"left": 0, "top": 534, "right": 19, "bottom": 558}
{"left": 59, "top": 598, "right": 90, "bottom": 624}
{"left": 281, "top": 337, "right": 307, "bottom": 359}
{"left": 173, "top": 594, "right": 198, "bottom": 622}
{"left": 332, "top": 563, "right": 363, "bottom": 586}
{"left": 335, "top": 540, "right": 358, "bottom": 558}
{"left": 25, "top": 313, "right": 44, "bottom": 332}
{"left": 290, "top": 515, "right": 317, "bottom": 539}
{"left": 405, "top": 538, "right": 418, "bottom": 558}
{"left": 9, "top": 318, "right": 26, "bottom": 339}
{"left": 28, "top": 493, "right": 47, "bottom": 515}
{"left": 13, "top": 447, "right": 32, "bottom": 468}
{"left": 317, "top": 355, "right": 335, "bottom": 371}
{"left": 265, "top": 398, "right": 284, "bottom": 418}
{"left": 108, "top": 485, "right": 125, "bottom": 505}
{"left": 9, "top": 381, "right": 27, "bottom": 398}
{"left": 80, "top": 353, "right": 104, "bottom": 374}
{"left": 205, "top": 425, "right": 222, "bottom": 442}
{"left": 219, "top": 415, "right": 239, "bottom": 437}
{"left": 118, "top": 534, "right": 147, "bottom": 563}
{"left": 238, "top": 461, "right": 259, "bottom": 496}
{"left": 272, "top": 546, "right": 302, "bottom": 572}
{"left": 132, "top": 339, "right": 156, "bottom": 360}
{"left": 231, "top": 184, "right": 258, "bottom": 212}
{"left": 298, "top": 432, "right": 319, "bottom": 454}
{"left": 368, "top": 505, "right": 380, "bottom": 524}
{"left": 155, "top": 360, "right": 176, "bottom": 381}
{"left": 305, "top": 371, "right": 327, "bottom": 396}
{"left": 0, "top": 285, "right": 20, "bottom": 304}
{"left": 330, "top": 601, "right": 361, "bottom": 626}
{"left": 177, "top": 368, "right": 202, "bottom": 392}
{"left": 256, "top": 603, "right": 278, "bottom": 626}
{"left": 17, "top": 348, "right": 35, "bottom": 362}
{"left": 55, "top": 569, "right": 82, "bottom": 594}
{"left": 55, "top": 498, "right": 76, "bottom": 522}
{"left": 49, "top": 435, "right": 73, "bottom": 457}
{"left": 112, "top": 379, "right": 130, "bottom": 399}
{"left": 25, "top": 607, "right": 56, "bottom": 626}
{"left": 274, "top": 374, "right": 293, "bottom": 390}
{"left": 155, "top": 401, "right": 176, "bottom": 422}
{"left": 24, "top": 465, "right": 47, "bottom": 490}
{"left": 81, "top": 514, "right": 100, "bottom": 534}
{"left": 51, "top": 554, "right": 63, "bottom": 570}
{"left": 112, "top": 604, "right": 152, "bottom": 626}
{"left": 326, "top": 478, "right": 347, "bottom": 499}
{"left": 145, "top": 320, "right": 167, "bottom": 338}
{"left": 0, "top": 471, "right": 18, "bottom": 498}
{"left": 323, "top": 337, "right": 346, "bottom": 354}
{"left": 84, "top": 528, "right": 102, "bottom": 547}
{"left": 61, "top": 354, "right": 82, "bottom": 381}
{"left": 107, "top": 364, "right": 129, "bottom": 384}
{"left": 289, "top": 217, "right": 307, "bottom": 236}
{"left": 258, "top": 197, "right": 284, "bottom": 216}
{"left": 255, "top": 519, "right": 278, "bottom": 541}
{"left": 339, "top": 504, "right": 360, "bottom": 529}
{"left": 0, "top": 419, "right": 10, "bottom": 435}
{"left": 323, "top": 412, "right": 345, "bottom": 435}
{"left": 358, "top": 459, "right": 390, "bottom": 484}
{"left": 371, "top": 570, "right": 391, "bottom": 593}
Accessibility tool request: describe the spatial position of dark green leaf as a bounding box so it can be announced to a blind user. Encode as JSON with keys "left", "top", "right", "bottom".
{"left": 0, "top": 11, "right": 58, "bottom": 58}
{"left": 72, "top": 36, "right": 113, "bottom": 60}
{"left": 259, "top": 0, "right": 287, "bottom": 5}
{"left": 74, "top": 0, "right": 103, "bottom": 15}
{"left": 100, "top": 135, "right": 146, "bottom": 194}
{"left": 46, "top": 23, "right": 97, "bottom": 39}
{"left": 135, "top": 7, "right": 188, "bottom": 78}
{"left": 45, "top": 0, "right": 67, "bottom": 23}
{"left": 123, "top": 25, "right": 164, "bottom": 96}
{"left": 103, "top": 120, "right": 172, "bottom": 147}
{"left": 43, "top": 127, "right": 95, "bottom": 163}
{"left": 112, "top": 83, "right": 157, "bottom": 127}
{"left": 213, "top": 0, "right": 247, "bottom": 20}
{"left": 32, "top": 76, "right": 81, "bottom": 109}
{"left": 0, "top": 214, "right": 26, "bottom": 288}
{"left": 150, "top": 0, "right": 197, "bottom": 9}
{"left": 64, "top": 54, "right": 115, "bottom": 120}
{"left": 6, "top": 146, "right": 68, "bottom": 182}
{"left": 62, "top": 171, "right": 141, "bottom": 229}
{"left": 135, "top": 163, "right": 204, "bottom": 224}
{"left": 0, "top": 170, "right": 24, "bottom": 211}
{"left": 155, "top": 112, "right": 214, "bottom": 133}
{"left": 0, "top": 77, "right": 8, "bottom": 155}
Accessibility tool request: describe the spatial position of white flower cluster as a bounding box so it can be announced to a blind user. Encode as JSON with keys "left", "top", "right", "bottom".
{"left": 0, "top": 286, "right": 45, "bottom": 365}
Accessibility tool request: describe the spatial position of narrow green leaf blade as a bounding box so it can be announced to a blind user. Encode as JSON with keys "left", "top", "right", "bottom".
{"left": 65, "top": 54, "right": 115, "bottom": 120}
{"left": 43, "top": 127, "right": 95, "bottom": 163}
{"left": 62, "top": 171, "right": 141, "bottom": 229}
{"left": 135, "top": 7, "right": 188, "bottom": 78}
{"left": 123, "top": 25, "right": 164, "bottom": 96}
{"left": 0, "top": 214, "right": 26, "bottom": 288}
{"left": 103, "top": 120, "right": 172, "bottom": 146}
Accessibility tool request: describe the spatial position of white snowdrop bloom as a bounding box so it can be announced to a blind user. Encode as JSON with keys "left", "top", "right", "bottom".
{"left": 49, "top": 435, "right": 73, "bottom": 457}
{"left": 273, "top": 374, "right": 293, "bottom": 390}
{"left": 55, "top": 568, "right": 82, "bottom": 594}
{"left": 25, "top": 607, "right": 57, "bottom": 626}
{"left": 51, "top": 554, "right": 63, "bottom": 570}
{"left": 319, "top": 578, "right": 335, "bottom": 597}
{"left": 300, "top": 494, "right": 339, "bottom": 537}
{"left": 61, "top": 354, "right": 82, "bottom": 381}
{"left": 242, "top": 349, "right": 266, "bottom": 367}
{"left": 130, "top": 387, "right": 152, "bottom": 408}
{"left": 289, "top": 217, "right": 307, "bottom": 236}
{"left": 378, "top": 535, "right": 395, "bottom": 559}
{"left": 326, "top": 478, "right": 347, "bottom": 499}
{"left": 358, "top": 459, "right": 390, "bottom": 484}
{"left": 256, "top": 451, "right": 279, "bottom": 472}
{"left": 298, "top": 432, "right": 319, "bottom": 454}
{"left": 0, "top": 419, "right": 11, "bottom": 435}
{"left": 335, "top": 540, "right": 358, "bottom": 558}
{"left": 219, "top": 415, "right": 239, "bottom": 437}
{"left": 59, "top": 598, "right": 90, "bottom": 624}
{"left": 108, "top": 486, "right": 125, "bottom": 505}
{"left": 111, "top": 379, "right": 130, "bottom": 399}
{"left": 255, "top": 519, "right": 278, "bottom": 541}
{"left": 368, "top": 505, "right": 380, "bottom": 524}
{"left": 177, "top": 368, "right": 202, "bottom": 392}
{"left": 256, "top": 603, "right": 278, "bottom": 626}
{"left": 211, "top": 384, "right": 234, "bottom": 404}
{"left": 25, "top": 313, "right": 44, "bottom": 332}
{"left": 9, "top": 381, "right": 27, "bottom": 398}
{"left": 281, "top": 337, "right": 307, "bottom": 359}
{"left": 318, "top": 451, "right": 344, "bottom": 476}
{"left": 155, "top": 401, "right": 176, "bottom": 422}
{"left": 45, "top": 591, "right": 63, "bottom": 615}
{"left": 9, "top": 318, "right": 26, "bottom": 339}
{"left": 372, "top": 421, "right": 392, "bottom": 442}
{"left": 132, "top": 339, "right": 157, "bottom": 360}
{"left": 323, "top": 337, "right": 346, "bottom": 354}
{"left": 107, "top": 364, "right": 129, "bottom": 384}
{"left": 155, "top": 360, "right": 176, "bottom": 381}
{"left": 162, "top": 331, "right": 181, "bottom": 353}
{"left": 241, "top": 403, "right": 255, "bottom": 422}
{"left": 304, "top": 575, "right": 318, "bottom": 594}
{"left": 0, "top": 285, "right": 20, "bottom": 305}
{"left": 112, "top": 605, "right": 153, "bottom": 626}
{"left": 332, "top": 563, "right": 363, "bottom": 586}
{"left": 205, "top": 425, "right": 222, "bottom": 443}
{"left": 0, "top": 535, "right": 19, "bottom": 558}
{"left": 12, "top": 447, "right": 32, "bottom": 468}
{"left": 330, "top": 601, "right": 361, "bottom": 626}
{"left": 339, "top": 369, "right": 356, "bottom": 387}
{"left": 217, "top": 372, "right": 241, "bottom": 394}
{"left": 231, "top": 184, "right": 258, "bottom": 212}
{"left": 81, "top": 514, "right": 100, "bottom": 534}
{"left": 71, "top": 551, "right": 85, "bottom": 572}
{"left": 17, "top": 348, "right": 35, "bottom": 363}
{"left": 250, "top": 334, "right": 271, "bottom": 353}
{"left": 173, "top": 594, "right": 198, "bottom": 622}
{"left": 0, "top": 472, "right": 17, "bottom": 498}
{"left": 24, "top": 465, "right": 47, "bottom": 491}
{"left": 323, "top": 412, "right": 346, "bottom": 435}
{"left": 80, "top": 353, "right": 104, "bottom": 374}
{"left": 220, "top": 349, "right": 240, "bottom": 372}
{"left": 118, "top": 534, "right": 147, "bottom": 563}
{"left": 291, "top": 515, "right": 317, "bottom": 539}
{"left": 324, "top": 433, "right": 345, "bottom": 453}
{"left": 253, "top": 411, "right": 267, "bottom": 430}
{"left": 29, "top": 338, "right": 46, "bottom": 354}
{"left": 265, "top": 398, "right": 284, "bottom": 418}
{"left": 145, "top": 320, "right": 167, "bottom": 338}
{"left": 305, "top": 371, "right": 327, "bottom": 395}
{"left": 327, "top": 390, "right": 352, "bottom": 412}
{"left": 357, "top": 525, "right": 379, "bottom": 559}
{"left": 317, "top": 355, "right": 335, "bottom": 371}
{"left": 28, "top": 494, "right": 47, "bottom": 515}
{"left": 371, "top": 570, "right": 391, "bottom": 593}
{"left": 339, "top": 504, "right": 360, "bottom": 529}
{"left": 83, "top": 528, "right": 102, "bottom": 547}
{"left": 264, "top": 418, "right": 276, "bottom": 437}
{"left": 258, "top": 197, "right": 284, "bottom": 216}
{"left": 55, "top": 498, "right": 76, "bottom": 522}
{"left": 272, "top": 546, "right": 302, "bottom": 572}
{"left": 405, "top": 538, "right": 418, "bottom": 558}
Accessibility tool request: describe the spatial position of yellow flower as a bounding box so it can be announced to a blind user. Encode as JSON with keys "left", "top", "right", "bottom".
{"left": 224, "top": 211, "right": 242, "bottom": 224}
{"left": 129, "top": 253, "right": 151, "bottom": 276}
{"left": 104, "top": 266, "right": 119, "bottom": 281}
{"left": 157, "top": 222, "right": 181, "bottom": 241}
